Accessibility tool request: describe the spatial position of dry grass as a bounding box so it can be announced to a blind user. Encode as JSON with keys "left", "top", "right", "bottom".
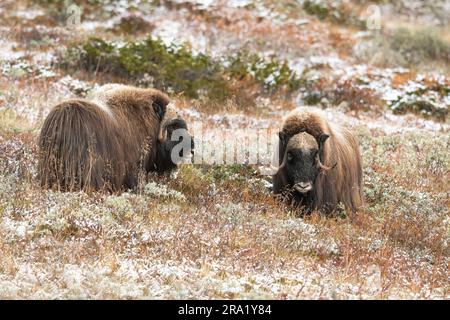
{"left": 0, "top": 0, "right": 448, "bottom": 299}
{"left": 0, "top": 105, "right": 448, "bottom": 298}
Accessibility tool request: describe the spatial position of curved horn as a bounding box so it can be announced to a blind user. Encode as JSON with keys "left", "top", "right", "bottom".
{"left": 315, "top": 133, "right": 334, "bottom": 171}
{"left": 269, "top": 132, "right": 289, "bottom": 175}
{"left": 269, "top": 160, "right": 286, "bottom": 175}
{"left": 316, "top": 154, "right": 337, "bottom": 171}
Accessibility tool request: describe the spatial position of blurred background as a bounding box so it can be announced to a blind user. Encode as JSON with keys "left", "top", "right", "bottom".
{"left": 0, "top": 1, "right": 448, "bottom": 299}
{"left": 0, "top": 0, "right": 448, "bottom": 122}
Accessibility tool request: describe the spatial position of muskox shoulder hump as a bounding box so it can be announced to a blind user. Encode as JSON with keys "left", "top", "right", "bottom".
{"left": 89, "top": 84, "right": 170, "bottom": 121}
{"left": 281, "top": 107, "right": 331, "bottom": 139}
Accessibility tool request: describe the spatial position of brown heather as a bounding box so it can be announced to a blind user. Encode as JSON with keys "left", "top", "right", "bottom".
{"left": 0, "top": 0, "right": 448, "bottom": 299}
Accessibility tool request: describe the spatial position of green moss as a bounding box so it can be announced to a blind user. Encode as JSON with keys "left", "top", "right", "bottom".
{"left": 391, "top": 99, "right": 448, "bottom": 121}
{"left": 389, "top": 80, "right": 449, "bottom": 121}
{"left": 62, "top": 37, "right": 230, "bottom": 101}
{"left": 61, "top": 37, "right": 301, "bottom": 102}
{"left": 355, "top": 27, "right": 449, "bottom": 71}
{"left": 209, "top": 165, "right": 257, "bottom": 182}
{"left": 119, "top": 39, "right": 230, "bottom": 99}
{"left": 226, "top": 50, "right": 301, "bottom": 93}
{"left": 303, "top": 0, "right": 365, "bottom": 29}
{"left": 390, "top": 28, "right": 450, "bottom": 65}
{"left": 303, "top": 0, "right": 329, "bottom": 20}
{"left": 303, "top": 91, "right": 324, "bottom": 105}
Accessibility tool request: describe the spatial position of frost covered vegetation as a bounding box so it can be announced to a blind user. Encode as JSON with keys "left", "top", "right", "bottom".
{"left": 61, "top": 36, "right": 299, "bottom": 103}
{"left": 0, "top": 0, "right": 449, "bottom": 299}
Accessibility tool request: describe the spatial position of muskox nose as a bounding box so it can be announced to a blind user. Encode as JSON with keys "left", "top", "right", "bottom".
{"left": 294, "top": 182, "right": 312, "bottom": 193}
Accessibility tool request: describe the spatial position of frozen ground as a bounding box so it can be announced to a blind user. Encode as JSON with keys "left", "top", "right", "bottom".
{"left": 0, "top": 0, "right": 448, "bottom": 299}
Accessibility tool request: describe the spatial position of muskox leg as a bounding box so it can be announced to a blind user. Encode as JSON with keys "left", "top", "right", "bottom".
{"left": 348, "top": 185, "right": 364, "bottom": 214}
{"left": 123, "top": 169, "right": 138, "bottom": 191}
{"left": 83, "top": 156, "right": 107, "bottom": 192}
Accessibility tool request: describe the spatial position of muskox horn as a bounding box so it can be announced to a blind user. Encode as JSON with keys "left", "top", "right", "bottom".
{"left": 316, "top": 133, "right": 336, "bottom": 171}
{"left": 268, "top": 158, "right": 287, "bottom": 175}
{"left": 268, "top": 132, "right": 289, "bottom": 175}
{"left": 316, "top": 154, "right": 336, "bottom": 171}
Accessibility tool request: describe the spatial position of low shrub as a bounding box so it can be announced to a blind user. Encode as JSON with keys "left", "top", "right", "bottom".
{"left": 61, "top": 36, "right": 301, "bottom": 104}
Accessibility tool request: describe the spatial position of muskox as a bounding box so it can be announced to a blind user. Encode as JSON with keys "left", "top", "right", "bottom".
{"left": 272, "top": 107, "right": 364, "bottom": 214}
{"left": 38, "top": 85, "right": 193, "bottom": 192}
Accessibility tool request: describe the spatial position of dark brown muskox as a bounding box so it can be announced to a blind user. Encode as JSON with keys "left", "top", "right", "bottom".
{"left": 38, "top": 85, "right": 193, "bottom": 192}
{"left": 272, "top": 107, "right": 364, "bottom": 214}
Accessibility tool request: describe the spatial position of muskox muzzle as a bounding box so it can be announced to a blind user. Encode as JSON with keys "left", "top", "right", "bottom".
{"left": 293, "top": 181, "right": 313, "bottom": 193}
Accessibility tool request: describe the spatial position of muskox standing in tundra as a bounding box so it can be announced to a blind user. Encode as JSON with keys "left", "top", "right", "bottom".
{"left": 38, "top": 85, "right": 193, "bottom": 192}
{"left": 273, "top": 108, "right": 364, "bottom": 214}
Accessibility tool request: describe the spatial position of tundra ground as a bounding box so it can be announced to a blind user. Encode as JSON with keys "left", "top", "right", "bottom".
{"left": 0, "top": 0, "right": 448, "bottom": 299}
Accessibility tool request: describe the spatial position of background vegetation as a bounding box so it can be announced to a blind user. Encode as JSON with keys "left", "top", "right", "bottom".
{"left": 0, "top": 0, "right": 448, "bottom": 298}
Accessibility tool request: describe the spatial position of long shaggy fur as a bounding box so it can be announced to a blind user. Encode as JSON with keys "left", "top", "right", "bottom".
{"left": 273, "top": 107, "right": 364, "bottom": 214}
{"left": 38, "top": 86, "right": 170, "bottom": 192}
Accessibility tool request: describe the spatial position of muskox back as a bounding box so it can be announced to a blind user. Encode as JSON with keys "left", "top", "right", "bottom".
{"left": 39, "top": 86, "right": 169, "bottom": 192}
{"left": 39, "top": 100, "right": 126, "bottom": 191}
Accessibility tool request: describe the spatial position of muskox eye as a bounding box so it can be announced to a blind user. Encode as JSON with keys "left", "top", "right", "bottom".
{"left": 287, "top": 152, "right": 293, "bottom": 162}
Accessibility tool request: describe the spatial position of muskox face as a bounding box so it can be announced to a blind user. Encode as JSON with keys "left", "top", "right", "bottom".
{"left": 154, "top": 117, "right": 194, "bottom": 173}
{"left": 278, "top": 131, "right": 329, "bottom": 194}
{"left": 163, "top": 118, "right": 195, "bottom": 161}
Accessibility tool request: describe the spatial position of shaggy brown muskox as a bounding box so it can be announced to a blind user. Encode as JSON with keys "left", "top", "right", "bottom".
{"left": 38, "top": 85, "right": 193, "bottom": 192}
{"left": 272, "top": 107, "right": 364, "bottom": 214}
